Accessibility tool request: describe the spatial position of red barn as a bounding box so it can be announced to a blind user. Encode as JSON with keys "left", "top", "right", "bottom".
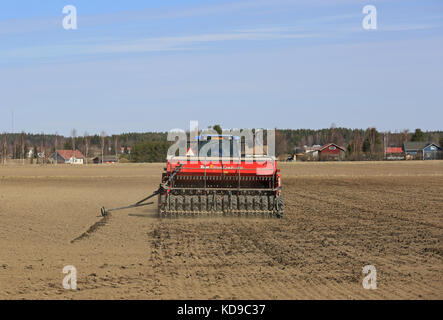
{"left": 386, "top": 147, "right": 403, "bottom": 154}
{"left": 318, "top": 143, "right": 345, "bottom": 161}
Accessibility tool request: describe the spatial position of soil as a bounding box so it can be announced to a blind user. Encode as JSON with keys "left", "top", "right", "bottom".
{"left": 0, "top": 161, "right": 442, "bottom": 299}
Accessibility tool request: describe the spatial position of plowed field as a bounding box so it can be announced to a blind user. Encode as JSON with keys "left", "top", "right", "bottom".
{"left": 0, "top": 161, "right": 442, "bottom": 299}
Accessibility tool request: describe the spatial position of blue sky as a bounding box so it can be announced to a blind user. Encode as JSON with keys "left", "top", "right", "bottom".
{"left": 0, "top": 0, "right": 442, "bottom": 135}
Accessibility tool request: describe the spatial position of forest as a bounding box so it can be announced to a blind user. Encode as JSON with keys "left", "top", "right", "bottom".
{"left": 1, "top": 127, "right": 441, "bottom": 163}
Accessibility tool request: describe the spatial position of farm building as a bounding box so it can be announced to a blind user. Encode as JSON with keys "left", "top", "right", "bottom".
{"left": 403, "top": 142, "right": 442, "bottom": 160}
{"left": 51, "top": 150, "right": 85, "bottom": 164}
{"left": 27, "top": 147, "right": 46, "bottom": 159}
{"left": 120, "top": 146, "right": 132, "bottom": 154}
{"left": 318, "top": 143, "right": 345, "bottom": 161}
{"left": 385, "top": 147, "right": 405, "bottom": 160}
{"left": 304, "top": 145, "right": 322, "bottom": 160}
{"left": 93, "top": 156, "right": 119, "bottom": 164}
{"left": 386, "top": 147, "right": 403, "bottom": 154}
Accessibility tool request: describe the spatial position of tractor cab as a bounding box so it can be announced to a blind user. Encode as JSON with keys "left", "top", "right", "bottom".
{"left": 195, "top": 134, "right": 241, "bottom": 158}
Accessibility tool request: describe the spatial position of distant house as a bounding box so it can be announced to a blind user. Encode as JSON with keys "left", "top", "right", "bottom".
{"left": 297, "top": 145, "right": 321, "bottom": 160}
{"left": 403, "top": 142, "right": 442, "bottom": 160}
{"left": 304, "top": 145, "right": 322, "bottom": 152}
{"left": 386, "top": 147, "right": 403, "bottom": 154}
{"left": 27, "top": 148, "right": 34, "bottom": 158}
{"left": 305, "top": 145, "right": 321, "bottom": 159}
{"left": 93, "top": 156, "right": 119, "bottom": 164}
{"left": 27, "top": 147, "right": 45, "bottom": 159}
{"left": 318, "top": 143, "right": 345, "bottom": 161}
{"left": 385, "top": 147, "right": 405, "bottom": 160}
{"left": 52, "top": 150, "right": 85, "bottom": 164}
{"left": 120, "top": 146, "right": 132, "bottom": 155}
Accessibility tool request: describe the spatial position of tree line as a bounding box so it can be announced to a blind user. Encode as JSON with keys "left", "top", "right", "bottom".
{"left": 0, "top": 131, "right": 171, "bottom": 164}
{"left": 0, "top": 127, "right": 442, "bottom": 164}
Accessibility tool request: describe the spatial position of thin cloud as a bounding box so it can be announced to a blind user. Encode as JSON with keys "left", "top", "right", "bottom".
{"left": 0, "top": 16, "right": 59, "bottom": 35}
{"left": 2, "top": 30, "right": 323, "bottom": 60}
{"left": 0, "top": 0, "right": 299, "bottom": 35}
{"left": 379, "top": 24, "right": 440, "bottom": 32}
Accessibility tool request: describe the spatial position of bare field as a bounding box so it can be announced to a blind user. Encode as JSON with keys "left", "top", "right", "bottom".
{"left": 0, "top": 161, "right": 442, "bottom": 299}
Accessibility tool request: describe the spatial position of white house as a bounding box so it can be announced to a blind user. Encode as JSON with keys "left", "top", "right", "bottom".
{"left": 52, "top": 150, "right": 85, "bottom": 164}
